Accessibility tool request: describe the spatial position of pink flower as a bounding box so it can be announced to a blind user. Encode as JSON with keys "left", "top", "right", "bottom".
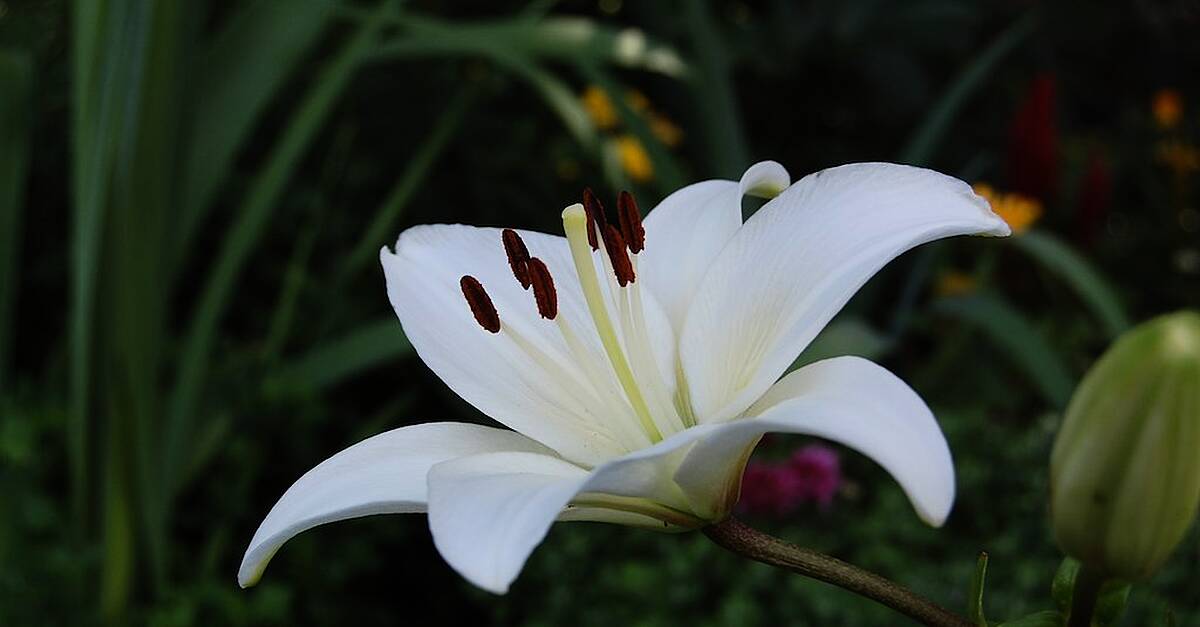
{"left": 789, "top": 444, "right": 843, "bottom": 509}
{"left": 738, "top": 444, "right": 844, "bottom": 516}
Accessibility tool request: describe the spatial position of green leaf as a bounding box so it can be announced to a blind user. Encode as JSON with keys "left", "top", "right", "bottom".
{"left": 934, "top": 292, "right": 1075, "bottom": 408}
{"left": 177, "top": 0, "right": 331, "bottom": 255}
{"left": 164, "top": 0, "right": 394, "bottom": 505}
{"left": 791, "top": 319, "right": 891, "bottom": 371}
{"left": 340, "top": 86, "right": 477, "bottom": 278}
{"left": 900, "top": 12, "right": 1037, "bottom": 166}
{"left": 968, "top": 552, "right": 989, "bottom": 626}
{"left": 1051, "top": 558, "right": 1081, "bottom": 613}
{"left": 0, "top": 49, "right": 33, "bottom": 391}
{"left": 1012, "top": 231, "right": 1130, "bottom": 340}
{"left": 682, "top": 0, "right": 748, "bottom": 178}
{"left": 263, "top": 319, "right": 412, "bottom": 397}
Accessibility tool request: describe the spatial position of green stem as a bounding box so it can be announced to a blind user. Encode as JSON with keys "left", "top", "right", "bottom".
{"left": 704, "top": 517, "right": 973, "bottom": 627}
{"left": 1067, "top": 566, "right": 1104, "bottom": 627}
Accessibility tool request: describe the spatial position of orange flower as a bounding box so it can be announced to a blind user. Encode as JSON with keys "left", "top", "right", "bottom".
{"left": 615, "top": 135, "right": 653, "bottom": 182}
{"left": 1152, "top": 89, "right": 1184, "bottom": 130}
{"left": 973, "top": 183, "right": 1042, "bottom": 234}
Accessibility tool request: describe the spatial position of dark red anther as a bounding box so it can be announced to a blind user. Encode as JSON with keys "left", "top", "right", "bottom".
{"left": 581, "top": 187, "right": 608, "bottom": 250}
{"left": 601, "top": 224, "right": 636, "bottom": 287}
{"left": 460, "top": 275, "right": 501, "bottom": 333}
{"left": 526, "top": 257, "right": 558, "bottom": 320}
{"left": 617, "top": 191, "right": 645, "bottom": 254}
{"left": 502, "top": 228, "right": 532, "bottom": 289}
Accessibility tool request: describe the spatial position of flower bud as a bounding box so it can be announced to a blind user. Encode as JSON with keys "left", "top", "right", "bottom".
{"left": 1050, "top": 311, "right": 1200, "bottom": 580}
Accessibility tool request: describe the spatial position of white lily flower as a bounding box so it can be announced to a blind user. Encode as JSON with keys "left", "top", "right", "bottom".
{"left": 239, "top": 161, "right": 1009, "bottom": 594}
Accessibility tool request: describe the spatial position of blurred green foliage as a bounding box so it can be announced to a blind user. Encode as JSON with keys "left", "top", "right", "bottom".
{"left": 1, "top": 0, "right": 1198, "bottom": 624}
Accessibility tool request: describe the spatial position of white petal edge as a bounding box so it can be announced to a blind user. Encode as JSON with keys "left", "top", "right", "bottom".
{"left": 425, "top": 427, "right": 721, "bottom": 594}
{"left": 673, "top": 356, "right": 955, "bottom": 525}
{"left": 237, "top": 422, "right": 554, "bottom": 588}
{"left": 680, "top": 163, "right": 1009, "bottom": 423}
{"left": 639, "top": 161, "right": 790, "bottom": 329}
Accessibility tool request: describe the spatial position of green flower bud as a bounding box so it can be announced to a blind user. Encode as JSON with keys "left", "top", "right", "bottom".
{"left": 1050, "top": 311, "right": 1200, "bottom": 580}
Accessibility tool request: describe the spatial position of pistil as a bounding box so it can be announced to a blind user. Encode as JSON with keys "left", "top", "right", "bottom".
{"left": 562, "top": 204, "right": 662, "bottom": 442}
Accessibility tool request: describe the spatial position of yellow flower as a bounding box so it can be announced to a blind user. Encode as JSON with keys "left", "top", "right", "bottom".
{"left": 582, "top": 86, "right": 618, "bottom": 130}
{"left": 649, "top": 113, "right": 683, "bottom": 147}
{"left": 972, "top": 183, "right": 1042, "bottom": 234}
{"left": 1153, "top": 89, "right": 1184, "bottom": 130}
{"left": 615, "top": 134, "right": 653, "bottom": 182}
{"left": 934, "top": 271, "right": 977, "bottom": 297}
{"left": 580, "top": 86, "right": 684, "bottom": 148}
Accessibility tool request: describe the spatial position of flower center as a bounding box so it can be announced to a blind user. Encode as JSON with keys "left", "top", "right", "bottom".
{"left": 459, "top": 190, "right": 690, "bottom": 451}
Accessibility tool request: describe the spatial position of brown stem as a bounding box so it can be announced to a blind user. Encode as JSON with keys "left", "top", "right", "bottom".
{"left": 703, "top": 517, "right": 973, "bottom": 627}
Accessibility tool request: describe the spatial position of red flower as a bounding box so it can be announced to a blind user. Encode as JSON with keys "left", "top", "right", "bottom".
{"left": 1008, "top": 74, "right": 1059, "bottom": 202}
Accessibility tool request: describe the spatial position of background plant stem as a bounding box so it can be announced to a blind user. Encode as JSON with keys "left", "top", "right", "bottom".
{"left": 704, "top": 517, "right": 973, "bottom": 627}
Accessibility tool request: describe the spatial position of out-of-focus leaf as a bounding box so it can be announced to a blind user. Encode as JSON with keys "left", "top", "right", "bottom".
{"left": 791, "top": 318, "right": 891, "bottom": 371}
{"left": 177, "top": 0, "right": 330, "bottom": 256}
{"left": 1013, "top": 230, "right": 1130, "bottom": 339}
{"left": 935, "top": 292, "right": 1075, "bottom": 408}
{"left": 263, "top": 319, "right": 412, "bottom": 396}
{"left": 0, "top": 49, "right": 32, "bottom": 391}
{"left": 682, "top": 0, "right": 748, "bottom": 179}
{"left": 342, "top": 86, "right": 476, "bottom": 278}
{"left": 900, "top": 12, "right": 1036, "bottom": 166}
{"left": 165, "top": 2, "right": 394, "bottom": 504}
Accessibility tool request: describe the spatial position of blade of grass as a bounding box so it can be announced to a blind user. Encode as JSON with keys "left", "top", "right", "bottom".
{"left": 177, "top": 0, "right": 331, "bottom": 257}
{"left": 164, "top": 1, "right": 394, "bottom": 505}
{"left": 934, "top": 291, "right": 1075, "bottom": 408}
{"left": 70, "top": 0, "right": 138, "bottom": 536}
{"left": 262, "top": 318, "right": 411, "bottom": 397}
{"left": 0, "top": 50, "right": 33, "bottom": 391}
{"left": 682, "top": 0, "right": 749, "bottom": 178}
{"left": 899, "top": 12, "right": 1036, "bottom": 166}
{"left": 340, "top": 85, "right": 476, "bottom": 278}
{"left": 1012, "top": 230, "right": 1130, "bottom": 339}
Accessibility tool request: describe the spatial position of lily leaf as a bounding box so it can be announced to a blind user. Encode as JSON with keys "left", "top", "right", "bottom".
{"left": 791, "top": 318, "right": 891, "bottom": 371}
{"left": 1012, "top": 230, "right": 1130, "bottom": 340}
{"left": 263, "top": 319, "right": 412, "bottom": 397}
{"left": 968, "top": 552, "right": 989, "bottom": 626}
{"left": 934, "top": 292, "right": 1075, "bottom": 408}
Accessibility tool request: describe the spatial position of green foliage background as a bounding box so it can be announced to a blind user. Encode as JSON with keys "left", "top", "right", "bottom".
{"left": 1, "top": 0, "right": 1198, "bottom": 624}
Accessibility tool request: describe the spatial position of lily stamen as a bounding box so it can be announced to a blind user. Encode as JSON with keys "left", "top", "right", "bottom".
{"left": 617, "top": 191, "right": 645, "bottom": 253}
{"left": 460, "top": 275, "right": 501, "bottom": 334}
{"left": 502, "top": 228, "right": 532, "bottom": 289}
{"left": 527, "top": 257, "right": 558, "bottom": 320}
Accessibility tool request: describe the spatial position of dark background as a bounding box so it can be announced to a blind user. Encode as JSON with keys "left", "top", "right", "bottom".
{"left": 1, "top": 0, "right": 1199, "bottom": 624}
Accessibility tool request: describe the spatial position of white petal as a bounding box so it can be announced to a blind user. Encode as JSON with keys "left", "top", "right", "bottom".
{"left": 680, "top": 163, "right": 1009, "bottom": 423}
{"left": 673, "top": 357, "right": 955, "bottom": 525}
{"left": 383, "top": 225, "right": 646, "bottom": 463}
{"left": 426, "top": 430, "right": 716, "bottom": 593}
{"left": 427, "top": 451, "right": 589, "bottom": 594}
{"left": 639, "top": 161, "right": 790, "bottom": 328}
{"left": 238, "top": 422, "right": 553, "bottom": 587}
